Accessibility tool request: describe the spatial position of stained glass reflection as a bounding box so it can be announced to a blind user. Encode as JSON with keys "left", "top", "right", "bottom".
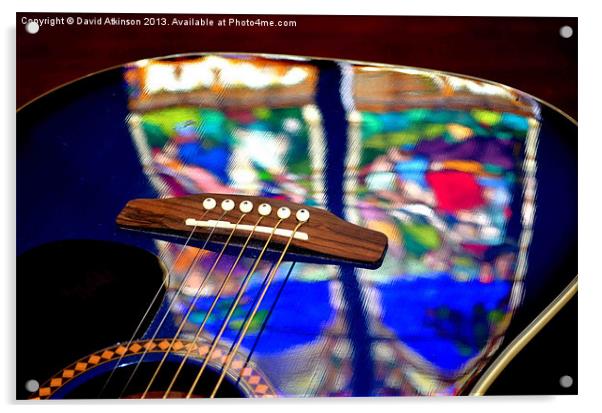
{"left": 124, "top": 55, "right": 539, "bottom": 396}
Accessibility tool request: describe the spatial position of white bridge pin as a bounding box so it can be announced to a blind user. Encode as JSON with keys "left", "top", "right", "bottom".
{"left": 240, "top": 200, "right": 253, "bottom": 213}
{"left": 184, "top": 202, "right": 309, "bottom": 241}
{"left": 221, "top": 199, "right": 235, "bottom": 211}
{"left": 203, "top": 198, "right": 217, "bottom": 210}
{"left": 296, "top": 209, "right": 310, "bottom": 222}
{"left": 258, "top": 203, "right": 272, "bottom": 216}
{"left": 277, "top": 207, "right": 291, "bottom": 219}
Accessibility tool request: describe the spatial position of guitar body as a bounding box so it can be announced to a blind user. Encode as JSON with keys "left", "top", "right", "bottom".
{"left": 16, "top": 54, "right": 577, "bottom": 398}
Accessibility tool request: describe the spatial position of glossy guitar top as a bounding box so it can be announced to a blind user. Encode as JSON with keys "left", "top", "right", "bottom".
{"left": 16, "top": 53, "right": 577, "bottom": 398}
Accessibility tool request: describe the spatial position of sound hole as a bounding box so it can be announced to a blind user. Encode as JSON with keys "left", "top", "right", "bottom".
{"left": 62, "top": 359, "right": 245, "bottom": 399}
{"left": 17, "top": 240, "right": 167, "bottom": 400}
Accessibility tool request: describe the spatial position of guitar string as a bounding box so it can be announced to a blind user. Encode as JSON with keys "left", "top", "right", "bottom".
{"left": 119, "top": 209, "right": 227, "bottom": 397}
{"left": 208, "top": 221, "right": 305, "bottom": 398}
{"left": 118, "top": 209, "right": 229, "bottom": 398}
{"left": 98, "top": 215, "right": 205, "bottom": 397}
{"left": 184, "top": 218, "right": 286, "bottom": 398}
{"left": 161, "top": 215, "right": 265, "bottom": 398}
{"left": 110, "top": 125, "right": 221, "bottom": 396}
{"left": 234, "top": 261, "right": 296, "bottom": 388}
{"left": 100, "top": 210, "right": 206, "bottom": 395}
{"left": 140, "top": 212, "right": 247, "bottom": 398}
{"left": 105, "top": 115, "right": 215, "bottom": 394}
{"left": 199, "top": 261, "right": 275, "bottom": 396}
{"left": 225, "top": 261, "right": 276, "bottom": 379}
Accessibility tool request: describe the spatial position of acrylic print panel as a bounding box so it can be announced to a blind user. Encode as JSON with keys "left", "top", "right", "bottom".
{"left": 16, "top": 52, "right": 577, "bottom": 399}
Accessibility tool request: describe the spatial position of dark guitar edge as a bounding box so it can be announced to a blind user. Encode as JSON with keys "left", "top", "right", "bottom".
{"left": 467, "top": 276, "right": 578, "bottom": 395}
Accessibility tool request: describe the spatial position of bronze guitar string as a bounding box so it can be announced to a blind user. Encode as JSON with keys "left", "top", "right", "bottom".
{"left": 231, "top": 261, "right": 296, "bottom": 390}
{"left": 98, "top": 211, "right": 207, "bottom": 397}
{"left": 119, "top": 209, "right": 230, "bottom": 398}
{"left": 209, "top": 221, "right": 306, "bottom": 398}
{"left": 184, "top": 217, "right": 287, "bottom": 398}
{"left": 161, "top": 215, "right": 266, "bottom": 398}
{"left": 140, "top": 212, "right": 248, "bottom": 398}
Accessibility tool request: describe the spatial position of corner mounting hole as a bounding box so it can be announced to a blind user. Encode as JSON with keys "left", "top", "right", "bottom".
{"left": 559, "top": 375, "right": 573, "bottom": 388}
{"left": 25, "top": 379, "right": 39, "bottom": 393}
{"left": 559, "top": 25, "right": 573, "bottom": 39}
{"left": 25, "top": 21, "right": 39, "bottom": 34}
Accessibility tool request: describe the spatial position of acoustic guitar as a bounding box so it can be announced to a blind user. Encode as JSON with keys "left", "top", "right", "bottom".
{"left": 16, "top": 53, "right": 577, "bottom": 398}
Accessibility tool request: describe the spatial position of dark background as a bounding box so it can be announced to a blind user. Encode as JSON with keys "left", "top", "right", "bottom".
{"left": 16, "top": 13, "right": 578, "bottom": 396}
{"left": 17, "top": 14, "right": 577, "bottom": 119}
